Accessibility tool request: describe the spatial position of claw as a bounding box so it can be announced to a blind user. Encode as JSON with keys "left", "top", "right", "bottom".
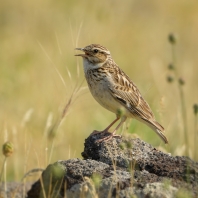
{"left": 95, "top": 132, "right": 122, "bottom": 143}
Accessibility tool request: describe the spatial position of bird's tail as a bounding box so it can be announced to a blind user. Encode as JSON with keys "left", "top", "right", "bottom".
{"left": 141, "top": 119, "right": 168, "bottom": 144}
{"left": 154, "top": 128, "right": 168, "bottom": 144}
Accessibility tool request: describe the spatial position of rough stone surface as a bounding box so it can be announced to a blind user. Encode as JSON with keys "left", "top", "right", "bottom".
{"left": 27, "top": 133, "right": 198, "bottom": 198}
{"left": 0, "top": 182, "right": 32, "bottom": 198}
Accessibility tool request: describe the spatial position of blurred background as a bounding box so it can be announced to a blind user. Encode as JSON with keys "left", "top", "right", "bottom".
{"left": 0, "top": 0, "right": 198, "bottom": 181}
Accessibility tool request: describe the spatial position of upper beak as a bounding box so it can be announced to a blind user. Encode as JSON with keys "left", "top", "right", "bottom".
{"left": 75, "top": 48, "right": 86, "bottom": 57}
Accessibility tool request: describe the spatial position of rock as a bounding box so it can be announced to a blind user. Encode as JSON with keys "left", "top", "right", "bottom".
{"left": 0, "top": 182, "right": 32, "bottom": 198}
{"left": 27, "top": 133, "right": 198, "bottom": 198}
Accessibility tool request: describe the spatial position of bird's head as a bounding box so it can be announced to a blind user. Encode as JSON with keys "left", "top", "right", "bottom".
{"left": 75, "top": 44, "right": 111, "bottom": 64}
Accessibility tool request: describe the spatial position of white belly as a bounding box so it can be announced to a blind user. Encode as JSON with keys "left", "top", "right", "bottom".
{"left": 86, "top": 76, "right": 123, "bottom": 115}
{"left": 83, "top": 60, "right": 131, "bottom": 117}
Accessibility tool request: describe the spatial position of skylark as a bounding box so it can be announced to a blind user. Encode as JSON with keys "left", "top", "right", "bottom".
{"left": 75, "top": 44, "right": 168, "bottom": 144}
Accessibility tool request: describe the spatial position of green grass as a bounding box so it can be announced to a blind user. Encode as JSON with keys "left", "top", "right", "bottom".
{"left": 0, "top": 0, "right": 198, "bottom": 183}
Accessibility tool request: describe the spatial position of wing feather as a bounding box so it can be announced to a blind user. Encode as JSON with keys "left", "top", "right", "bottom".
{"left": 108, "top": 67, "right": 154, "bottom": 121}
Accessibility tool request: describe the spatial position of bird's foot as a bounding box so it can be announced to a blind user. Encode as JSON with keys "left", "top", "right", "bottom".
{"left": 89, "top": 130, "right": 121, "bottom": 143}
{"left": 94, "top": 131, "right": 121, "bottom": 143}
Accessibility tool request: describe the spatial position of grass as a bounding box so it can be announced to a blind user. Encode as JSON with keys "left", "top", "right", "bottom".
{"left": 167, "top": 33, "right": 189, "bottom": 156}
{"left": 0, "top": 0, "right": 198, "bottom": 187}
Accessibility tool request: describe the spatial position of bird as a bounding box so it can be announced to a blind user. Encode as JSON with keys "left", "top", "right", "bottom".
{"left": 75, "top": 44, "right": 168, "bottom": 144}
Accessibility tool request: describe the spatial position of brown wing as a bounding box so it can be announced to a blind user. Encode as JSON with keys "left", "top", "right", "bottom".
{"left": 106, "top": 62, "right": 167, "bottom": 143}
{"left": 108, "top": 65, "right": 155, "bottom": 121}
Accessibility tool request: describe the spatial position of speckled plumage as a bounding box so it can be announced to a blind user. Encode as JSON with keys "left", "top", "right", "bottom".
{"left": 75, "top": 44, "right": 168, "bottom": 143}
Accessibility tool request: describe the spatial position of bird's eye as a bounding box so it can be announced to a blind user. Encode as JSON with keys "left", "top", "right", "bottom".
{"left": 93, "top": 49, "right": 98, "bottom": 53}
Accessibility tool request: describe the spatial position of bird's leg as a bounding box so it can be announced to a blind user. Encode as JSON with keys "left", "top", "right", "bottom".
{"left": 103, "top": 115, "right": 121, "bottom": 132}
{"left": 112, "top": 116, "right": 127, "bottom": 136}
{"left": 90, "top": 116, "right": 120, "bottom": 136}
{"left": 96, "top": 116, "right": 127, "bottom": 143}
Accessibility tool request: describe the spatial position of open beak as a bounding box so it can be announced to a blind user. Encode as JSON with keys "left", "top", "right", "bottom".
{"left": 75, "top": 48, "right": 87, "bottom": 57}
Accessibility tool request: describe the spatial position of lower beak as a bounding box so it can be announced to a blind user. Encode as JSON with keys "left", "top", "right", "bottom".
{"left": 75, "top": 48, "right": 86, "bottom": 57}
